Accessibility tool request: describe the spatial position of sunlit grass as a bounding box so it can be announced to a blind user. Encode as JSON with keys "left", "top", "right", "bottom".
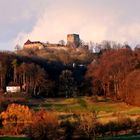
{"left": 28, "top": 97, "right": 140, "bottom": 123}
{"left": 125, "top": 107, "right": 140, "bottom": 115}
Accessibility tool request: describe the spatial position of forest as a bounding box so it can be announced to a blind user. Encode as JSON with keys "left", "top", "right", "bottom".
{"left": 1, "top": 42, "right": 140, "bottom": 105}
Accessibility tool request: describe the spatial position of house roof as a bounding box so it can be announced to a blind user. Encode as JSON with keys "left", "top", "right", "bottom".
{"left": 7, "top": 82, "right": 20, "bottom": 87}
{"left": 24, "top": 40, "right": 31, "bottom": 45}
{"left": 24, "top": 40, "right": 43, "bottom": 45}
{"left": 67, "top": 34, "right": 79, "bottom": 37}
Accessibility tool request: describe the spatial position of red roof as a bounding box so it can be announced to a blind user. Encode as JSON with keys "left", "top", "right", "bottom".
{"left": 24, "top": 40, "right": 43, "bottom": 45}
{"left": 24, "top": 40, "right": 32, "bottom": 45}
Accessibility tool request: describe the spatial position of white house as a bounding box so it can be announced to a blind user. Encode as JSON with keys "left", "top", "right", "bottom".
{"left": 6, "top": 82, "right": 21, "bottom": 93}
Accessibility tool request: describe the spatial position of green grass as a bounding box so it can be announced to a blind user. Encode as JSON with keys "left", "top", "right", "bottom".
{"left": 77, "top": 97, "right": 87, "bottom": 108}
{"left": 100, "top": 134, "right": 140, "bottom": 140}
{"left": 89, "top": 105, "right": 116, "bottom": 113}
{"left": 126, "top": 108, "right": 140, "bottom": 115}
{"left": 28, "top": 97, "right": 140, "bottom": 122}
{"left": 39, "top": 98, "right": 89, "bottom": 112}
{"left": 39, "top": 98, "right": 113, "bottom": 114}
{"left": 0, "top": 137, "right": 30, "bottom": 140}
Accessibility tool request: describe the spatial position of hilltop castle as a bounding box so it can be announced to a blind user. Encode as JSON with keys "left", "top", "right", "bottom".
{"left": 23, "top": 40, "right": 45, "bottom": 49}
{"left": 23, "top": 34, "right": 80, "bottom": 49}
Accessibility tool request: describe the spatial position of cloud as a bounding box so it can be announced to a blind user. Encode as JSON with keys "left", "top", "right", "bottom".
{"left": 0, "top": 0, "right": 48, "bottom": 23}
{"left": 13, "top": 0, "right": 140, "bottom": 48}
{"left": 0, "top": 0, "right": 50, "bottom": 50}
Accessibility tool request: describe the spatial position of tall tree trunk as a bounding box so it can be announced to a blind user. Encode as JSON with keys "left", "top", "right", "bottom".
{"left": 0, "top": 75, "right": 2, "bottom": 88}
{"left": 14, "top": 66, "right": 17, "bottom": 83}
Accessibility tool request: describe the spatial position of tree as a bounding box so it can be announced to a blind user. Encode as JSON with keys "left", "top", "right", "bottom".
{"left": 27, "top": 110, "right": 58, "bottom": 140}
{"left": 59, "top": 40, "right": 65, "bottom": 46}
{"left": 0, "top": 53, "right": 13, "bottom": 90}
{"left": 59, "top": 70, "right": 78, "bottom": 97}
{"left": 0, "top": 104, "right": 33, "bottom": 135}
{"left": 17, "top": 63, "right": 51, "bottom": 96}
{"left": 0, "top": 61, "right": 6, "bottom": 89}
{"left": 15, "top": 44, "right": 21, "bottom": 52}
{"left": 120, "top": 70, "right": 140, "bottom": 106}
{"left": 30, "top": 64, "right": 47, "bottom": 96}
{"left": 78, "top": 111, "right": 98, "bottom": 139}
{"left": 87, "top": 48, "right": 136, "bottom": 99}
{"left": 17, "top": 62, "right": 26, "bottom": 89}
{"left": 12, "top": 59, "right": 18, "bottom": 83}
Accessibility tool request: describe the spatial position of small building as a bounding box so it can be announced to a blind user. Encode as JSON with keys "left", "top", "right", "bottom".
{"left": 6, "top": 82, "right": 21, "bottom": 93}
{"left": 23, "top": 40, "right": 45, "bottom": 49}
{"left": 67, "top": 34, "right": 80, "bottom": 47}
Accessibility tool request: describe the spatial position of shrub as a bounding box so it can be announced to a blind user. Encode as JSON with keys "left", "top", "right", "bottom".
{"left": 94, "top": 122, "right": 105, "bottom": 137}
{"left": 61, "top": 120, "right": 75, "bottom": 140}
{"left": 0, "top": 104, "right": 33, "bottom": 135}
{"left": 119, "top": 118, "right": 132, "bottom": 133}
{"left": 78, "top": 112, "right": 97, "bottom": 139}
{"left": 27, "top": 110, "right": 59, "bottom": 140}
{"left": 132, "top": 117, "right": 140, "bottom": 133}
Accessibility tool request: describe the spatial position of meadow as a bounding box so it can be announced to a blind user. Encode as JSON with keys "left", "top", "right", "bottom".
{"left": 1, "top": 96, "right": 140, "bottom": 140}
{"left": 28, "top": 97, "right": 140, "bottom": 123}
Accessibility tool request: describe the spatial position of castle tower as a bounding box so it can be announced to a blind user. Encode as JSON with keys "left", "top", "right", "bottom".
{"left": 67, "top": 34, "right": 80, "bottom": 47}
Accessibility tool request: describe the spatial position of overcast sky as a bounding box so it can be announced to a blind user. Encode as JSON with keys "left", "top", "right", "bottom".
{"left": 1, "top": 0, "right": 140, "bottom": 50}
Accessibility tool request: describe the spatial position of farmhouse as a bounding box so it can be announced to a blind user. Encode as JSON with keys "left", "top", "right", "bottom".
{"left": 23, "top": 40, "right": 46, "bottom": 49}
{"left": 6, "top": 82, "right": 21, "bottom": 93}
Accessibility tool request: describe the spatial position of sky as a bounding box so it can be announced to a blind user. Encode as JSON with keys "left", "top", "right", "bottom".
{"left": 1, "top": 0, "right": 140, "bottom": 50}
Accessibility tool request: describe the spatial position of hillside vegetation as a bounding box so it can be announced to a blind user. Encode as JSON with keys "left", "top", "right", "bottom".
{"left": 17, "top": 47, "right": 93, "bottom": 64}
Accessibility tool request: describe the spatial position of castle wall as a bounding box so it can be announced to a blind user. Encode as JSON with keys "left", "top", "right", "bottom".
{"left": 67, "top": 34, "right": 80, "bottom": 47}
{"left": 24, "top": 43, "right": 44, "bottom": 49}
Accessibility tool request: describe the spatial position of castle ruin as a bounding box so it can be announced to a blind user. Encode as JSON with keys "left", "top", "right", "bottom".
{"left": 67, "top": 34, "right": 80, "bottom": 47}
{"left": 23, "top": 34, "right": 80, "bottom": 49}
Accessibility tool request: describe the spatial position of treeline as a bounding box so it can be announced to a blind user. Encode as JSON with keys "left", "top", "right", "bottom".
{"left": 0, "top": 51, "right": 88, "bottom": 97}
{"left": 87, "top": 45, "right": 140, "bottom": 106}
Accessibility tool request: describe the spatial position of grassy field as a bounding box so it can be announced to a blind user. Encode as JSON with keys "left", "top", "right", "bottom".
{"left": 28, "top": 97, "right": 140, "bottom": 123}
{"left": 3, "top": 97, "right": 140, "bottom": 140}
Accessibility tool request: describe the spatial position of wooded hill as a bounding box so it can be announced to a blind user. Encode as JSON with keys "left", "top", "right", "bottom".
{"left": 1, "top": 42, "right": 140, "bottom": 106}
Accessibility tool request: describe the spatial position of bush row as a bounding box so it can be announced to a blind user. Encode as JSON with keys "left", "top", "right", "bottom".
{"left": 0, "top": 104, "right": 140, "bottom": 140}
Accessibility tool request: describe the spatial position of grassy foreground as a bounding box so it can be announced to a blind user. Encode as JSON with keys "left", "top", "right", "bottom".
{"left": 2, "top": 97, "right": 140, "bottom": 140}
{"left": 29, "top": 97, "right": 140, "bottom": 123}
{"left": 0, "top": 137, "right": 29, "bottom": 140}
{"left": 101, "top": 134, "right": 140, "bottom": 140}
